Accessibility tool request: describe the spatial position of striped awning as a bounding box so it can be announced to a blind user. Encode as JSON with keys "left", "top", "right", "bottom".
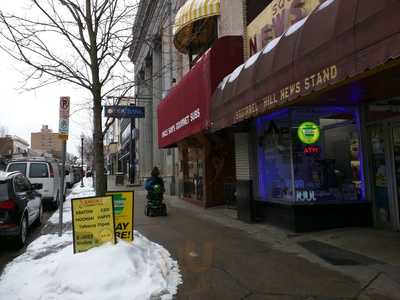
{"left": 174, "top": 0, "right": 220, "bottom": 53}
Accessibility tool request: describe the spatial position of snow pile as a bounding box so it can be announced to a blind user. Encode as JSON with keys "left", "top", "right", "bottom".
{"left": 0, "top": 231, "right": 182, "bottom": 300}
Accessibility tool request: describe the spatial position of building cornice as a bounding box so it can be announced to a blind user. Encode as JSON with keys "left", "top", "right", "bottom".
{"left": 129, "top": 0, "right": 157, "bottom": 63}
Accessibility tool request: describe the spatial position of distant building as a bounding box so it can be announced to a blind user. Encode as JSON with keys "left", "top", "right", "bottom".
{"left": 0, "top": 135, "right": 30, "bottom": 158}
{"left": 31, "top": 125, "right": 63, "bottom": 159}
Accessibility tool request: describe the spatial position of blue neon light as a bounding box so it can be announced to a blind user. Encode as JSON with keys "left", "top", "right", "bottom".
{"left": 354, "top": 108, "right": 366, "bottom": 201}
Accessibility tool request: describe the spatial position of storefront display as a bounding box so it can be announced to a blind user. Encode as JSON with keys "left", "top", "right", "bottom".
{"left": 258, "top": 111, "right": 292, "bottom": 201}
{"left": 257, "top": 107, "right": 363, "bottom": 204}
{"left": 182, "top": 146, "right": 204, "bottom": 201}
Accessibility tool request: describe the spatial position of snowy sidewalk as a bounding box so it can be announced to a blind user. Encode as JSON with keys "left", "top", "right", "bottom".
{"left": 0, "top": 178, "right": 182, "bottom": 300}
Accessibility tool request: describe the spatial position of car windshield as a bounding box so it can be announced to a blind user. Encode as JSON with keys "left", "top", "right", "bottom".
{"left": 7, "top": 163, "right": 27, "bottom": 176}
{"left": 0, "top": 181, "right": 9, "bottom": 201}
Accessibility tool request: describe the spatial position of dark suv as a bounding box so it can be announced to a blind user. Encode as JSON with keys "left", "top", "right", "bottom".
{"left": 0, "top": 171, "right": 43, "bottom": 248}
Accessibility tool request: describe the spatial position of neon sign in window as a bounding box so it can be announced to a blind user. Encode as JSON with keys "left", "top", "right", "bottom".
{"left": 297, "top": 121, "right": 320, "bottom": 144}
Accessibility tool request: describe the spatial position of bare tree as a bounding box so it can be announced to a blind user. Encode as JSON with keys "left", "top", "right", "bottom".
{"left": 0, "top": 0, "right": 138, "bottom": 195}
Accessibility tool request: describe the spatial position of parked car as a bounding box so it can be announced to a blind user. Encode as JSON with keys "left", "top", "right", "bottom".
{"left": 72, "top": 166, "right": 82, "bottom": 184}
{"left": 65, "top": 165, "right": 74, "bottom": 189}
{"left": 0, "top": 171, "right": 43, "bottom": 248}
{"left": 6, "top": 157, "right": 63, "bottom": 210}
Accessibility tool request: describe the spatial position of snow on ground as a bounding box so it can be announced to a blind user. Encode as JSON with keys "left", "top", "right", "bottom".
{"left": 0, "top": 177, "right": 182, "bottom": 300}
{"left": 48, "top": 176, "right": 95, "bottom": 224}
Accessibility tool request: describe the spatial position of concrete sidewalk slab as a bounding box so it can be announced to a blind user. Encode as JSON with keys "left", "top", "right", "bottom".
{"left": 134, "top": 194, "right": 363, "bottom": 300}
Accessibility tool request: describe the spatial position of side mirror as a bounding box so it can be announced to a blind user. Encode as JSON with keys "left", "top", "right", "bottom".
{"left": 31, "top": 183, "right": 43, "bottom": 190}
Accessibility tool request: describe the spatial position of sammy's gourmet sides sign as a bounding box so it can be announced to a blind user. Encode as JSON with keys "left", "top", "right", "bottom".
{"left": 71, "top": 196, "right": 116, "bottom": 253}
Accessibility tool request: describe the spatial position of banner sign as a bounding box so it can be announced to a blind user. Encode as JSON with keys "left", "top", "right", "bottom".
{"left": 106, "top": 191, "right": 134, "bottom": 242}
{"left": 104, "top": 105, "right": 145, "bottom": 119}
{"left": 71, "top": 196, "right": 116, "bottom": 253}
{"left": 234, "top": 65, "right": 338, "bottom": 123}
{"left": 161, "top": 108, "right": 200, "bottom": 138}
{"left": 59, "top": 96, "right": 70, "bottom": 139}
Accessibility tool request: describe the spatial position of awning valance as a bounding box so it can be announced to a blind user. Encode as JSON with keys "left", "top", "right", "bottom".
{"left": 157, "top": 36, "right": 243, "bottom": 148}
{"left": 174, "top": 0, "right": 220, "bottom": 54}
{"left": 211, "top": 0, "right": 400, "bottom": 132}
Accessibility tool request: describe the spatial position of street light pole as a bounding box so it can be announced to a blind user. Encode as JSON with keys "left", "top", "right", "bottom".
{"left": 81, "top": 133, "right": 84, "bottom": 187}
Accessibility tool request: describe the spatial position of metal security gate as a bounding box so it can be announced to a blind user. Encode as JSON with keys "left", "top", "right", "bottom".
{"left": 234, "top": 133, "right": 250, "bottom": 180}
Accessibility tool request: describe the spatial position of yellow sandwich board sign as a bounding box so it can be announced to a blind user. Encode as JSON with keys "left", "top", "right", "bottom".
{"left": 71, "top": 196, "right": 116, "bottom": 253}
{"left": 106, "top": 191, "right": 134, "bottom": 242}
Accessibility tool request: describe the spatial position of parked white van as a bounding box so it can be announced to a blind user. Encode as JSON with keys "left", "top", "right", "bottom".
{"left": 6, "top": 157, "right": 64, "bottom": 210}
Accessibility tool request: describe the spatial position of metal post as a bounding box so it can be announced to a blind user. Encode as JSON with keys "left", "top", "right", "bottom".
{"left": 58, "top": 140, "right": 66, "bottom": 237}
{"left": 129, "top": 103, "right": 136, "bottom": 184}
{"left": 81, "top": 134, "right": 84, "bottom": 187}
{"left": 129, "top": 118, "right": 133, "bottom": 184}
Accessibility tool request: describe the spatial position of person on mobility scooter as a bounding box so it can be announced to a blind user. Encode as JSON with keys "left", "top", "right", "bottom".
{"left": 144, "top": 167, "right": 167, "bottom": 216}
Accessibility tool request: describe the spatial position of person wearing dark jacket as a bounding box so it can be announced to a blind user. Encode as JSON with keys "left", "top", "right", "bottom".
{"left": 144, "top": 167, "right": 167, "bottom": 216}
{"left": 145, "top": 167, "right": 165, "bottom": 193}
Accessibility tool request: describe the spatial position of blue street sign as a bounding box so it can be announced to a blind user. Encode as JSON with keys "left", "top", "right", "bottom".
{"left": 104, "top": 106, "right": 145, "bottom": 119}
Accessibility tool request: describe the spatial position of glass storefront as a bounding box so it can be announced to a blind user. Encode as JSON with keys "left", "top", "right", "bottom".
{"left": 182, "top": 146, "right": 204, "bottom": 200}
{"left": 256, "top": 107, "right": 364, "bottom": 204}
{"left": 367, "top": 99, "right": 400, "bottom": 230}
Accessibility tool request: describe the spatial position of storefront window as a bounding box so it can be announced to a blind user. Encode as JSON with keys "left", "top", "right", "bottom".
{"left": 257, "top": 107, "right": 363, "bottom": 203}
{"left": 182, "top": 146, "right": 204, "bottom": 200}
{"left": 257, "top": 111, "right": 293, "bottom": 202}
{"left": 292, "top": 108, "right": 362, "bottom": 203}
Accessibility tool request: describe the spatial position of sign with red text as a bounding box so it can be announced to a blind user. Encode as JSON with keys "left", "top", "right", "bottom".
{"left": 59, "top": 96, "right": 70, "bottom": 139}
{"left": 71, "top": 196, "right": 116, "bottom": 253}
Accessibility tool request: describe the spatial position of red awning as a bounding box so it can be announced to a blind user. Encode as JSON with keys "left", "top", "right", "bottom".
{"left": 157, "top": 36, "right": 243, "bottom": 148}
{"left": 211, "top": 0, "right": 400, "bottom": 131}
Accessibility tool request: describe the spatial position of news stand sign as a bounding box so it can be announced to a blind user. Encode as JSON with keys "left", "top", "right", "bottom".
{"left": 104, "top": 105, "right": 145, "bottom": 119}
{"left": 71, "top": 191, "right": 134, "bottom": 254}
{"left": 59, "top": 96, "right": 70, "bottom": 140}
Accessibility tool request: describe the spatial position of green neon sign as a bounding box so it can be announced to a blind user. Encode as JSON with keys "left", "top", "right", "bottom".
{"left": 297, "top": 121, "right": 320, "bottom": 144}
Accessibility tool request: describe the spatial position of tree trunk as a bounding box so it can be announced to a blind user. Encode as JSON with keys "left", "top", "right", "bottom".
{"left": 93, "top": 90, "right": 107, "bottom": 196}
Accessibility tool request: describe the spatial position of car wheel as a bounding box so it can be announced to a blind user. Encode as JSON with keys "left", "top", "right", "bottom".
{"left": 15, "top": 216, "right": 28, "bottom": 249}
{"left": 33, "top": 204, "right": 43, "bottom": 227}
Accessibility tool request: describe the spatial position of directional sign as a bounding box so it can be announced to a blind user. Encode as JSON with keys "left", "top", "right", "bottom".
{"left": 104, "top": 106, "right": 145, "bottom": 119}
{"left": 59, "top": 96, "right": 70, "bottom": 139}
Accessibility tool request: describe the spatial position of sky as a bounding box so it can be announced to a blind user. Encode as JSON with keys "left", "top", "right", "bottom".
{"left": 0, "top": 1, "right": 119, "bottom": 157}
{"left": 0, "top": 57, "right": 92, "bottom": 156}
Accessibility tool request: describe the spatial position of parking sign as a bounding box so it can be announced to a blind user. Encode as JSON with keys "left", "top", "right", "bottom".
{"left": 59, "top": 96, "right": 70, "bottom": 139}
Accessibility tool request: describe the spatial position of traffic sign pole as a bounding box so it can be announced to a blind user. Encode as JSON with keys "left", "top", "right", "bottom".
{"left": 59, "top": 140, "right": 66, "bottom": 237}
{"left": 58, "top": 96, "right": 70, "bottom": 237}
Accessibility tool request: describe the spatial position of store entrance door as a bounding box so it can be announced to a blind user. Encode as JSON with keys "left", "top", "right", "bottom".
{"left": 368, "top": 123, "right": 400, "bottom": 230}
